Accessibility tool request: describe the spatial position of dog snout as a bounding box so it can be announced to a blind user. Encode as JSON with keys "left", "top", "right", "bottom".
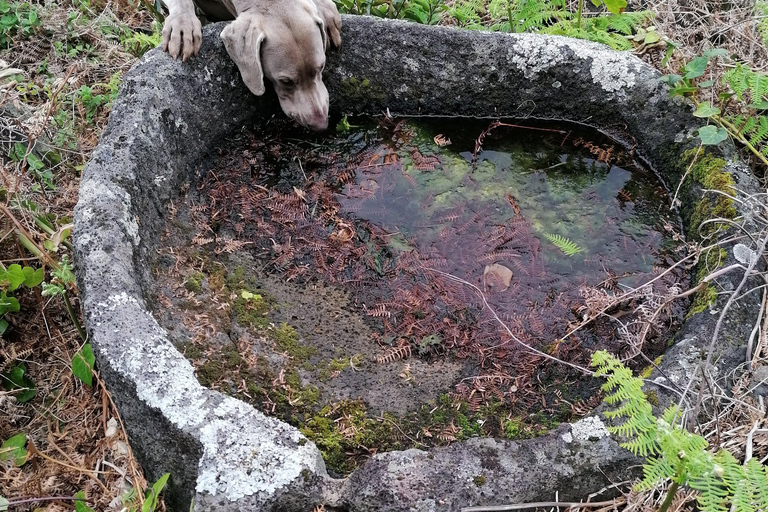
{"left": 309, "top": 105, "right": 329, "bottom": 131}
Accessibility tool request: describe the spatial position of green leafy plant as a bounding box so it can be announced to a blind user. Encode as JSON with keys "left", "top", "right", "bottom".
{"left": 447, "top": 0, "right": 651, "bottom": 50}
{"left": 0, "top": 0, "right": 40, "bottom": 48}
{"left": 661, "top": 51, "right": 768, "bottom": 166}
{"left": 543, "top": 233, "right": 584, "bottom": 256}
{"left": 757, "top": 1, "right": 768, "bottom": 47}
{"left": 76, "top": 83, "right": 116, "bottom": 123}
{"left": 74, "top": 491, "right": 96, "bottom": 512}
{"left": 121, "top": 473, "right": 170, "bottom": 512}
{"left": 121, "top": 21, "right": 162, "bottom": 57}
{"left": 0, "top": 433, "right": 28, "bottom": 467}
{"left": 9, "top": 142, "right": 55, "bottom": 190}
{"left": 72, "top": 343, "right": 96, "bottom": 386}
{"left": 1, "top": 363, "right": 36, "bottom": 402}
{"left": 592, "top": 350, "right": 768, "bottom": 512}
{"left": 333, "top": 0, "right": 445, "bottom": 23}
{"left": 0, "top": 263, "right": 45, "bottom": 335}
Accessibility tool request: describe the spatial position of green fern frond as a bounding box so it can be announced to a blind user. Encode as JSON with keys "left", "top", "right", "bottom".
{"left": 757, "top": 2, "right": 768, "bottom": 46}
{"left": 543, "top": 233, "right": 584, "bottom": 256}
{"left": 636, "top": 456, "right": 676, "bottom": 490}
{"left": 744, "top": 458, "right": 768, "bottom": 511}
{"left": 747, "top": 116, "right": 768, "bottom": 150}
{"left": 593, "top": 10, "right": 654, "bottom": 35}
{"left": 592, "top": 350, "right": 768, "bottom": 512}
{"left": 447, "top": 0, "right": 485, "bottom": 26}
{"left": 723, "top": 64, "right": 768, "bottom": 106}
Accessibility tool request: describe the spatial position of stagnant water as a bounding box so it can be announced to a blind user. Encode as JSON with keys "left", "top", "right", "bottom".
{"left": 155, "top": 117, "right": 689, "bottom": 472}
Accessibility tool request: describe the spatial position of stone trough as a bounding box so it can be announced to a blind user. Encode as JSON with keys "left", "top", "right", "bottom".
{"left": 73, "top": 15, "right": 763, "bottom": 512}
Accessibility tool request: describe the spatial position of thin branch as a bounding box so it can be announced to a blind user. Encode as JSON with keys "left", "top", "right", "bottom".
{"left": 462, "top": 500, "right": 618, "bottom": 512}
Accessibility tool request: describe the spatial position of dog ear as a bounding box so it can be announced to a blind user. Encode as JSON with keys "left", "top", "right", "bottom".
{"left": 220, "top": 13, "right": 266, "bottom": 96}
{"left": 315, "top": 16, "right": 328, "bottom": 52}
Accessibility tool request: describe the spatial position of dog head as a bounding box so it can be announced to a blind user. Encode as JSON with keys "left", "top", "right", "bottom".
{"left": 220, "top": 0, "right": 339, "bottom": 131}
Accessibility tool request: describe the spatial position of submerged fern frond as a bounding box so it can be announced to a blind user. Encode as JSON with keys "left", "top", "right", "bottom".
{"left": 544, "top": 233, "right": 584, "bottom": 256}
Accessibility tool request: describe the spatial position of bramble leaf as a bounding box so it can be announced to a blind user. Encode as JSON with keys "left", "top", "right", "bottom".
{"left": 602, "top": 0, "right": 627, "bottom": 14}
{"left": 3, "top": 364, "right": 35, "bottom": 402}
{"left": 75, "top": 491, "right": 96, "bottom": 512}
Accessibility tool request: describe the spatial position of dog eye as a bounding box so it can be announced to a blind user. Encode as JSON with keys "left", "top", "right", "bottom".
{"left": 279, "top": 78, "right": 295, "bottom": 87}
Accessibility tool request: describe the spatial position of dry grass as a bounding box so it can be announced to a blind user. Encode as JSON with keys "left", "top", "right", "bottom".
{"left": 1, "top": 0, "right": 767, "bottom": 510}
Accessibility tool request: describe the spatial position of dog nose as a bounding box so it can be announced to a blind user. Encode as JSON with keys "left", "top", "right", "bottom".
{"left": 311, "top": 115, "right": 328, "bottom": 131}
{"left": 307, "top": 110, "right": 328, "bottom": 131}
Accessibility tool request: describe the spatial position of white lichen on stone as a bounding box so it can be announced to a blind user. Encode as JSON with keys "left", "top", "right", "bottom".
{"left": 507, "top": 33, "right": 640, "bottom": 96}
{"left": 92, "top": 292, "right": 324, "bottom": 503}
{"left": 570, "top": 416, "right": 610, "bottom": 441}
{"left": 196, "top": 397, "right": 321, "bottom": 500}
{"left": 560, "top": 431, "right": 573, "bottom": 443}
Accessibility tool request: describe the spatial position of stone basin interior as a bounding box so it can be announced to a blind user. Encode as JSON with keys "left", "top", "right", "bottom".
{"left": 150, "top": 116, "right": 690, "bottom": 475}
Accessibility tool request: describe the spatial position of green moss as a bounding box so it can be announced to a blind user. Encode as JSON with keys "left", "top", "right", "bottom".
{"left": 339, "top": 77, "right": 387, "bottom": 103}
{"left": 645, "top": 389, "right": 659, "bottom": 407}
{"left": 233, "top": 291, "right": 270, "bottom": 328}
{"left": 184, "top": 271, "right": 204, "bottom": 292}
{"left": 222, "top": 344, "right": 243, "bottom": 370}
{"left": 196, "top": 359, "right": 224, "bottom": 387}
{"left": 272, "top": 323, "right": 316, "bottom": 362}
{"left": 687, "top": 247, "right": 726, "bottom": 318}
{"left": 207, "top": 265, "right": 227, "bottom": 292}
{"left": 226, "top": 265, "right": 248, "bottom": 288}
{"left": 682, "top": 150, "right": 737, "bottom": 237}
{"left": 183, "top": 342, "right": 203, "bottom": 360}
{"left": 687, "top": 284, "right": 718, "bottom": 318}
{"left": 640, "top": 355, "right": 664, "bottom": 379}
{"left": 473, "top": 475, "right": 487, "bottom": 487}
{"left": 503, "top": 418, "right": 524, "bottom": 439}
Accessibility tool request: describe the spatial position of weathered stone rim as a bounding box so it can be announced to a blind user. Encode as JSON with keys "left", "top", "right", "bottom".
{"left": 73, "top": 15, "right": 762, "bottom": 512}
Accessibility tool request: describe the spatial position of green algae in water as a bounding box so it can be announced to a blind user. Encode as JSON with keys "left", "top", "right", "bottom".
{"left": 335, "top": 119, "right": 677, "bottom": 289}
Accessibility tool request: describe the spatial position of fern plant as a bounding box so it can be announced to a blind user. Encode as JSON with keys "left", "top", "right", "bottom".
{"left": 757, "top": 1, "right": 768, "bottom": 47}
{"left": 544, "top": 233, "right": 583, "bottom": 256}
{"left": 592, "top": 350, "right": 768, "bottom": 512}
{"left": 486, "top": 0, "right": 570, "bottom": 33}
{"left": 544, "top": 10, "right": 652, "bottom": 50}
{"left": 446, "top": 0, "right": 650, "bottom": 50}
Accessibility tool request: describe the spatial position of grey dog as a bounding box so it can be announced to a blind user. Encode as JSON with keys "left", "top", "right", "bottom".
{"left": 161, "top": 0, "right": 342, "bottom": 131}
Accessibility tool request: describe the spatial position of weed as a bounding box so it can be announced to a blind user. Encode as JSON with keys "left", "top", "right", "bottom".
{"left": 0, "top": 0, "right": 40, "bottom": 49}
{"left": 662, "top": 51, "right": 768, "bottom": 167}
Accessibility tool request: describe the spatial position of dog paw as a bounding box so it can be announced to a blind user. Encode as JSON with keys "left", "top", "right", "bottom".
{"left": 162, "top": 13, "right": 202, "bottom": 61}
{"left": 312, "top": 0, "right": 342, "bottom": 49}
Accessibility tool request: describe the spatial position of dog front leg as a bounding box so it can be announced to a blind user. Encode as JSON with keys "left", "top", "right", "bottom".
{"left": 161, "top": 0, "right": 203, "bottom": 61}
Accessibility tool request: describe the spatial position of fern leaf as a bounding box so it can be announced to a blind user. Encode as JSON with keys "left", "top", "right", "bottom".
{"left": 544, "top": 233, "right": 584, "bottom": 256}
{"left": 636, "top": 455, "right": 676, "bottom": 490}
{"left": 723, "top": 64, "right": 752, "bottom": 101}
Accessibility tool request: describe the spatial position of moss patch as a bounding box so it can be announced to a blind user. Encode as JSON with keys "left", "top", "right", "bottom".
{"left": 473, "top": 475, "right": 487, "bottom": 487}
{"left": 184, "top": 271, "right": 204, "bottom": 292}
{"left": 683, "top": 150, "right": 737, "bottom": 237}
{"left": 271, "top": 323, "right": 316, "bottom": 362}
{"left": 687, "top": 247, "right": 727, "bottom": 318}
